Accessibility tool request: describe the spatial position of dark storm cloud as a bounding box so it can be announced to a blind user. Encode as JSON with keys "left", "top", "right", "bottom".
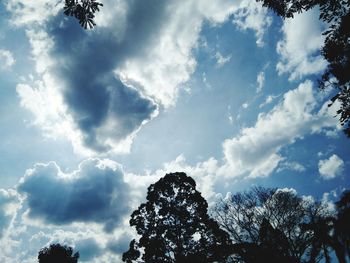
{"left": 18, "top": 159, "right": 130, "bottom": 231}
{"left": 42, "top": 0, "right": 172, "bottom": 152}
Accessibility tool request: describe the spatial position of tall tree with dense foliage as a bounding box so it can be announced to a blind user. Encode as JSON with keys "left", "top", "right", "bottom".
{"left": 38, "top": 243, "right": 79, "bottom": 263}
{"left": 256, "top": 0, "right": 350, "bottom": 136}
{"left": 122, "top": 172, "right": 232, "bottom": 263}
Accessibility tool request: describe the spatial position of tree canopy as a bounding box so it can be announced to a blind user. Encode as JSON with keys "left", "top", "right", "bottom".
{"left": 211, "top": 187, "right": 350, "bottom": 263}
{"left": 38, "top": 243, "right": 79, "bottom": 263}
{"left": 211, "top": 187, "right": 316, "bottom": 262}
{"left": 122, "top": 172, "right": 232, "bottom": 263}
{"left": 34, "top": 180, "right": 350, "bottom": 263}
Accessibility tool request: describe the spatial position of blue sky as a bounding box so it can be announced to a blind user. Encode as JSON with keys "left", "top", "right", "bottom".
{"left": 0, "top": 0, "right": 349, "bottom": 262}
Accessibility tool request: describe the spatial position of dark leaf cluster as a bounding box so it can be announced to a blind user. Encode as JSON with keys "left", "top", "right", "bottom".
{"left": 63, "top": 0, "right": 103, "bottom": 29}
{"left": 38, "top": 243, "right": 79, "bottom": 263}
{"left": 123, "top": 172, "right": 232, "bottom": 263}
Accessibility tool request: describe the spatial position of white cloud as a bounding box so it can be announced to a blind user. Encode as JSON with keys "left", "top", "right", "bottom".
{"left": 0, "top": 189, "right": 20, "bottom": 238}
{"left": 222, "top": 80, "right": 340, "bottom": 178}
{"left": 259, "top": 94, "right": 280, "bottom": 108}
{"left": 126, "top": 82, "right": 342, "bottom": 198}
{"left": 16, "top": 79, "right": 94, "bottom": 155}
{"left": 318, "top": 154, "right": 344, "bottom": 180}
{"left": 6, "top": 0, "right": 276, "bottom": 155}
{"left": 277, "top": 161, "right": 306, "bottom": 173}
{"left": 215, "top": 52, "right": 231, "bottom": 67}
{"left": 256, "top": 71, "right": 265, "bottom": 93}
{"left": 232, "top": 0, "right": 272, "bottom": 47}
{"left": 5, "top": 0, "right": 60, "bottom": 26}
{"left": 242, "top": 102, "right": 249, "bottom": 109}
{"left": 8, "top": 0, "right": 256, "bottom": 155}
{"left": 117, "top": 0, "right": 244, "bottom": 107}
{"left": 276, "top": 7, "right": 327, "bottom": 80}
{"left": 0, "top": 49, "right": 15, "bottom": 68}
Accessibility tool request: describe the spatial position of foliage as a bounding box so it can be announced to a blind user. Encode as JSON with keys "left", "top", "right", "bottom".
{"left": 38, "top": 243, "right": 79, "bottom": 263}
{"left": 256, "top": 0, "right": 350, "bottom": 136}
{"left": 122, "top": 172, "right": 232, "bottom": 263}
{"left": 63, "top": 0, "right": 103, "bottom": 29}
{"left": 334, "top": 190, "right": 350, "bottom": 262}
{"left": 211, "top": 187, "right": 333, "bottom": 262}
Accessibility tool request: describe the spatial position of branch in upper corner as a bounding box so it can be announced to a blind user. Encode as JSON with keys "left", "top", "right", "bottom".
{"left": 63, "top": 0, "right": 103, "bottom": 29}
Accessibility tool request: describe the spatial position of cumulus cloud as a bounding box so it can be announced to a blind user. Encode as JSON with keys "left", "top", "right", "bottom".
{"left": 276, "top": 7, "right": 327, "bottom": 80}
{"left": 7, "top": 0, "right": 275, "bottom": 154}
{"left": 0, "top": 49, "right": 15, "bottom": 68}
{"left": 16, "top": 9, "right": 158, "bottom": 154}
{"left": 232, "top": 0, "right": 272, "bottom": 47}
{"left": 222, "top": 80, "right": 340, "bottom": 178}
{"left": 318, "top": 154, "right": 344, "bottom": 180}
{"left": 18, "top": 159, "right": 130, "bottom": 231}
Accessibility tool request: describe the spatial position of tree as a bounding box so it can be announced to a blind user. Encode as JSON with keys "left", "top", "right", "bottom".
{"left": 301, "top": 213, "right": 336, "bottom": 263}
{"left": 229, "top": 218, "right": 297, "bottom": 263}
{"left": 63, "top": 0, "right": 103, "bottom": 29}
{"left": 38, "top": 243, "right": 79, "bottom": 263}
{"left": 122, "top": 172, "right": 232, "bottom": 263}
{"left": 255, "top": 0, "right": 350, "bottom": 136}
{"left": 211, "top": 187, "right": 331, "bottom": 263}
{"left": 334, "top": 190, "right": 350, "bottom": 262}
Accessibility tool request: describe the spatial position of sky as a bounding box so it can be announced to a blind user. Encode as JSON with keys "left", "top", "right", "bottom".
{"left": 0, "top": 0, "right": 349, "bottom": 262}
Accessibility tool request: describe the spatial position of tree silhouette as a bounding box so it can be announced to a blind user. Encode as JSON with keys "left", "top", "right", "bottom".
{"left": 122, "top": 172, "right": 232, "bottom": 263}
{"left": 301, "top": 214, "right": 336, "bottom": 263}
{"left": 334, "top": 190, "right": 350, "bottom": 262}
{"left": 256, "top": 0, "right": 350, "bottom": 136}
{"left": 38, "top": 243, "right": 79, "bottom": 263}
{"left": 229, "top": 218, "right": 297, "bottom": 263}
{"left": 211, "top": 187, "right": 332, "bottom": 262}
{"left": 63, "top": 0, "right": 103, "bottom": 29}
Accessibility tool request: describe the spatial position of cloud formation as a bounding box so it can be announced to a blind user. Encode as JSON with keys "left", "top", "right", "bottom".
{"left": 8, "top": 0, "right": 275, "bottom": 154}
{"left": 0, "top": 49, "right": 15, "bottom": 68}
{"left": 318, "top": 154, "right": 344, "bottom": 180}
{"left": 215, "top": 52, "right": 231, "bottom": 67}
{"left": 18, "top": 159, "right": 130, "bottom": 231}
{"left": 256, "top": 71, "right": 265, "bottom": 93}
{"left": 276, "top": 8, "right": 327, "bottom": 80}
{"left": 232, "top": 0, "right": 272, "bottom": 47}
{"left": 222, "top": 80, "right": 340, "bottom": 178}
{"left": 0, "top": 189, "right": 19, "bottom": 238}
